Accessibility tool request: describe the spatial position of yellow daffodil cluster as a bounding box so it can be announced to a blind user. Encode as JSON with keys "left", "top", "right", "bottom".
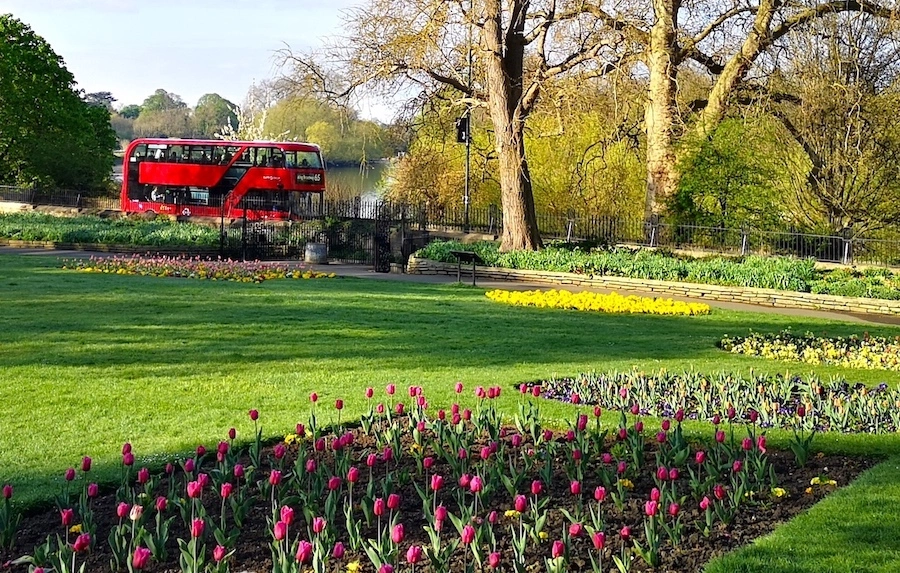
{"left": 617, "top": 478, "right": 635, "bottom": 489}
{"left": 721, "top": 330, "right": 900, "bottom": 371}
{"left": 771, "top": 487, "right": 787, "bottom": 498}
{"left": 810, "top": 476, "right": 837, "bottom": 487}
{"left": 485, "top": 289, "right": 710, "bottom": 316}
{"left": 284, "top": 433, "right": 299, "bottom": 445}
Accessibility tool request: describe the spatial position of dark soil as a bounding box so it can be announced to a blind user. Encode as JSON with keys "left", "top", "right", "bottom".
{"left": 0, "top": 422, "right": 876, "bottom": 573}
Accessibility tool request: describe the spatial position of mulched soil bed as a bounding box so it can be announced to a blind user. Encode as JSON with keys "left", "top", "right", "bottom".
{"left": 0, "top": 424, "right": 876, "bottom": 573}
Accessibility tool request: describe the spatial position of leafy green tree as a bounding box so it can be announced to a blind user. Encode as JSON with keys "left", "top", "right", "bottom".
{"left": 192, "top": 93, "right": 238, "bottom": 138}
{"left": 0, "top": 14, "right": 115, "bottom": 190}
{"left": 133, "top": 89, "right": 191, "bottom": 137}
{"left": 119, "top": 104, "right": 141, "bottom": 119}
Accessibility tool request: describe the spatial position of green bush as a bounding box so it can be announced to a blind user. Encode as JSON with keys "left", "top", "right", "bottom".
{"left": 413, "top": 240, "right": 900, "bottom": 300}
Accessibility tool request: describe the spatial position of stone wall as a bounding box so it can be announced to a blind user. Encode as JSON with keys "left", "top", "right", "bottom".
{"left": 407, "top": 257, "right": 900, "bottom": 317}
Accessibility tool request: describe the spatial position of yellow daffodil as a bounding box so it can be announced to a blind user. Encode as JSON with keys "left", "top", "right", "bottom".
{"left": 771, "top": 487, "right": 787, "bottom": 498}
{"left": 505, "top": 509, "right": 521, "bottom": 518}
{"left": 617, "top": 478, "right": 634, "bottom": 489}
{"left": 346, "top": 560, "right": 362, "bottom": 573}
{"left": 284, "top": 434, "right": 298, "bottom": 445}
{"left": 486, "top": 288, "right": 710, "bottom": 316}
{"left": 69, "top": 524, "right": 82, "bottom": 534}
{"left": 538, "top": 531, "right": 549, "bottom": 540}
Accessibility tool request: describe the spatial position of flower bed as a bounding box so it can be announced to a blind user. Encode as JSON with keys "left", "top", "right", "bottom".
{"left": 415, "top": 240, "right": 900, "bottom": 300}
{"left": 62, "top": 255, "right": 335, "bottom": 283}
{"left": 534, "top": 370, "right": 900, "bottom": 434}
{"left": 720, "top": 331, "right": 900, "bottom": 371}
{"left": 0, "top": 386, "right": 873, "bottom": 573}
{"left": 485, "top": 289, "right": 711, "bottom": 316}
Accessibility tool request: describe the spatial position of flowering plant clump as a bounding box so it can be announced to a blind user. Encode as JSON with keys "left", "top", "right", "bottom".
{"left": 720, "top": 330, "right": 900, "bottom": 371}
{"left": 536, "top": 369, "right": 900, "bottom": 434}
{"left": 4, "top": 384, "right": 865, "bottom": 573}
{"left": 62, "top": 255, "right": 335, "bottom": 283}
{"left": 485, "top": 289, "right": 711, "bottom": 316}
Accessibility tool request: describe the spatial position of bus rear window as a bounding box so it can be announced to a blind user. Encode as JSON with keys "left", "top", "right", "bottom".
{"left": 285, "top": 151, "right": 322, "bottom": 168}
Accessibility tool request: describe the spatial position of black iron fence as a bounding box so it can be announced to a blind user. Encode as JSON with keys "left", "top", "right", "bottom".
{"left": 4, "top": 187, "right": 900, "bottom": 266}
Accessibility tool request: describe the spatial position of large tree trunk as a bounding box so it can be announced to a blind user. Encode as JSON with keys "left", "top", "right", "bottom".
{"left": 644, "top": 0, "right": 680, "bottom": 219}
{"left": 482, "top": 0, "right": 543, "bottom": 251}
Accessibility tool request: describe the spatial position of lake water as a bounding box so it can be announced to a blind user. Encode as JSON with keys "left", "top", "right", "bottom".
{"left": 326, "top": 162, "right": 389, "bottom": 200}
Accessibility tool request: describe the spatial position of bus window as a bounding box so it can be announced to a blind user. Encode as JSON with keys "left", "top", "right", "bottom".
{"left": 254, "top": 147, "right": 269, "bottom": 166}
{"left": 271, "top": 149, "right": 285, "bottom": 167}
{"left": 189, "top": 146, "right": 213, "bottom": 164}
{"left": 129, "top": 143, "right": 148, "bottom": 163}
{"left": 296, "top": 151, "right": 321, "bottom": 168}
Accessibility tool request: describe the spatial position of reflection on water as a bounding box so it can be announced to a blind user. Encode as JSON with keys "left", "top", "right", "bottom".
{"left": 326, "top": 162, "right": 389, "bottom": 200}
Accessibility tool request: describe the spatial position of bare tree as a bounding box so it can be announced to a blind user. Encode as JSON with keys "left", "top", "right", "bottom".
{"left": 280, "top": 0, "right": 634, "bottom": 251}
{"left": 771, "top": 15, "right": 900, "bottom": 234}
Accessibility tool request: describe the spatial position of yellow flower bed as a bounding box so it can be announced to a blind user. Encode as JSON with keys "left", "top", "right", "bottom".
{"left": 485, "top": 289, "right": 710, "bottom": 316}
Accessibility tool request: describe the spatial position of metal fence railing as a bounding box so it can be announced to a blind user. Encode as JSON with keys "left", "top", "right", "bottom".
{"left": 4, "top": 186, "right": 900, "bottom": 267}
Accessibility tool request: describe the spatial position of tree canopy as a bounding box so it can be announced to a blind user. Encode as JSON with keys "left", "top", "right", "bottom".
{"left": 0, "top": 14, "right": 115, "bottom": 190}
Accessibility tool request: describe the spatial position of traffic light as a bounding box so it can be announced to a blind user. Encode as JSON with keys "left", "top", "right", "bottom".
{"left": 455, "top": 116, "right": 469, "bottom": 143}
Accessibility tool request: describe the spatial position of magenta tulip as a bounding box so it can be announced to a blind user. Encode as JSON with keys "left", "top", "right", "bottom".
{"left": 273, "top": 521, "right": 287, "bottom": 541}
{"left": 191, "top": 518, "right": 205, "bottom": 538}
{"left": 72, "top": 533, "right": 91, "bottom": 552}
{"left": 132, "top": 546, "right": 151, "bottom": 570}
{"left": 81, "top": 456, "right": 92, "bottom": 473}
{"left": 296, "top": 540, "right": 312, "bottom": 563}
{"left": 461, "top": 524, "right": 475, "bottom": 544}
{"left": 391, "top": 523, "right": 404, "bottom": 544}
{"left": 213, "top": 545, "right": 227, "bottom": 562}
{"left": 280, "top": 505, "right": 294, "bottom": 525}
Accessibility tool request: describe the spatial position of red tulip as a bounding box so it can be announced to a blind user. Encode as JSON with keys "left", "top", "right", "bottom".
{"left": 81, "top": 457, "right": 92, "bottom": 473}
{"left": 669, "top": 468, "right": 680, "bottom": 481}
{"left": 733, "top": 460, "right": 743, "bottom": 473}
{"left": 132, "top": 546, "right": 151, "bottom": 570}
{"left": 656, "top": 431, "right": 667, "bottom": 443}
{"left": 87, "top": 483, "right": 98, "bottom": 498}
{"left": 532, "top": 385, "right": 541, "bottom": 397}
{"left": 620, "top": 526, "right": 631, "bottom": 541}
{"left": 635, "top": 420, "right": 644, "bottom": 433}
{"left": 155, "top": 496, "right": 167, "bottom": 512}
{"left": 64, "top": 468, "right": 76, "bottom": 482}
{"left": 435, "top": 505, "right": 447, "bottom": 522}
{"left": 570, "top": 480, "right": 581, "bottom": 496}
{"left": 656, "top": 467, "right": 668, "bottom": 481}
{"left": 269, "top": 470, "right": 282, "bottom": 486}
{"left": 379, "top": 565, "right": 394, "bottom": 573}
{"left": 423, "top": 456, "right": 434, "bottom": 470}
{"left": 749, "top": 409, "right": 759, "bottom": 423}
{"left": 695, "top": 450, "right": 706, "bottom": 464}
{"left": 228, "top": 427, "right": 237, "bottom": 440}
{"left": 758, "top": 435, "right": 767, "bottom": 453}
{"left": 310, "top": 392, "right": 318, "bottom": 403}
{"left": 367, "top": 453, "right": 377, "bottom": 467}
{"left": 234, "top": 464, "right": 244, "bottom": 478}
{"left": 335, "top": 399, "right": 343, "bottom": 410}
{"left": 196, "top": 445, "right": 206, "bottom": 457}
{"left": 594, "top": 406, "right": 602, "bottom": 417}
{"left": 387, "top": 493, "right": 401, "bottom": 510}
{"left": 72, "top": 533, "right": 91, "bottom": 552}
{"left": 742, "top": 437, "right": 752, "bottom": 451}
{"left": 712, "top": 414, "right": 721, "bottom": 425}
{"left": 531, "top": 480, "right": 543, "bottom": 496}
{"left": 249, "top": 409, "right": 259, "bottom": 421}
{"left": 571, "top": 392, "right": 580, "bottom": 404}
{"left": 591, "top": 531, "right": 606, "bottom": 550}
{"left": 183, "top": 458, "right": 194, "bottom": 473}
{"left": 122, "top": 443, "right": 132, "bottom": 455}
{"left": 137, "top": 467, "right": 150, "bottom": 485}
{"left": 661, "top": 419, "right": 671, "bottom": 432}
{"left": 459, "top": 474, "right": 471, "bottom": 489}
{"left": 668, "top": 502, "right": 680, "bottom": 517}
{"left": 191, "top": 518, "right": 205, "bottom": 538}
{"left": 347, "top": 467, "right": 359, "bottom": 483}
{"left": 569, "top": 522, "right": 583, "bottom": 537}
{"left": 1, "top": 484, "right": 11, "bottom": 499}
{"left": 727, "top": 406, "right": 736, "bottom": 420}
{"left": 61, "top": 508, "right": 74, "bottom": 527}
{"left": 274, "top": 444, "right": 286, "bottom": 459}
{"left": 373, "top": 497, "right": 385, "bottom": 516}
{"left": 797, "top": 405, "right": 806, "bottom": 418}
{"left": 714, "top": 484, "right": 726, "bottom": 500}
{"left": 383, "top": 447, "right": 393, "bottom": 462}
{"left": 197, "top": 473, "right": 209, "bottom": 488}
{"left": 715, "top": 430, "right": 725, "bottom": 443}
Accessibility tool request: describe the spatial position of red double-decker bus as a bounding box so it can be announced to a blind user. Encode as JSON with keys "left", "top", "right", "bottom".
{"left": 120, "top": 138, "right": 326, "bottom": 221}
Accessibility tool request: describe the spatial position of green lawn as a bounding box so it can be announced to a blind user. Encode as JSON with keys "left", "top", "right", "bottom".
{"left": 2, "top": 253, "right": 899, "bottom": 571}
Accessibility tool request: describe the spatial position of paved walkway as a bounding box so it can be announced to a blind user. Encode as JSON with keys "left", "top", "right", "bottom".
{"left": 4, "top": 246, "right": 899, "bottom": 325}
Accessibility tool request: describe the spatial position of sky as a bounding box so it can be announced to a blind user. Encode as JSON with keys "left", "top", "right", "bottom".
{"left": 1, "top": 0, "right": 395, "bottom": 121}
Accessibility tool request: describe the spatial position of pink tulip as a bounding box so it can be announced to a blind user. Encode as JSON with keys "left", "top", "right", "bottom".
{"left": 569, "top": 522, "right": 583, "bottom": 537}
{"left": 312, "top": 517, "right": 327, "bottom": 534}
{"left": 296, "top": 423, "right": 305, "bottom": 436}
{"left": 695, "top": 450, "right": 706, "bottom": 464}
{"left": 733, "top": 460, "right": 743, "bottom": 473}
{"left": 469, "top": 476, "right": 483, "bottom": 493}
{"left": 435, "top": 505, "right": 447, "bottom": 522}
{"left": 273, "top": 521, "right": 287, "bottom": 541}
{"left": 383, "top": 447, "right": 393, "bottom": 462}
{"left": 213, "top": 545, "right": 227, "bottom": 562}
{"left": 197, "top": 473, "right": 210, "bottom": 488}
{"left": 365, "top": 387, "right": 374, "bottom": 399}
{"left": 749, "top": 409, "right": 759, "bottom": 423}
{"left": 532, "top": 385, "right": 541, "bottom": 397}
{"left": 757, "top": 435, "right": 767, "bottom": 453}
{"left": 675, "top": 408, "right": 685, "bottom": 422}
{"left": 61, "top": 508, "right": 74, "bottom": 526}
{"left": 656, "top": 431, "right": 667, "bottom": 443}
{"left": 296, "top": 540, "right": 312, "bottom": 563}
{"left": 715, "top": 430, "right": 725, "bottom": 443}
{"left": 155, "top": 496, "right": 167, "bottom": 512}
{"left": 455, "top": 382, "right": 464, "bottom": 394}
{"left": 668, "top": 502, "right": 680, "bottom": 517}
{"left": 348, "top": 467, "right": 359, "bottom": 483}
{"left": 566, "top": 430, "right": 576, "bottom": 442}
{"left": 742, "top": 437, "right": 752, "bottom": 451}
{"left": 601, "top": 453, "right": 613, "bottom": 464}
{"left": 387, "top": 493, "right": 401, "bottom": 510}
{"left": 1, "top": 484, "right": 11, "bottom": 499}
{"left": 220, "top": 483, "right": 233, "bottom": 499}
{"left": 373, "top": 497, "right": 385, "bottom": 516}
{"left": 669, "top": 468, "right": 680, "bottom": 481}
{"left": 570, "top": 480, "right": 581, "bottom": 495}
{"left": 81, "top": 457, "right": 92, "bottom": 473}
{"left": 187, "top": 481, "right": 202, "bottom": 499}
{"left": 183, "top": 458, "right": 195, "bottom": 473}
{"left": 461, "top": 524, "right": 475, "bottom": 544}
{"left": 165, "top": 463, "right": 174, "bottom": 475}
{"left": 117, "top": 502, "right": 130, "bottom": 519}
{"left": 712, "top": 414, "right": 721, "bottom": 425}
{"left": 332, "top": 542, "right": 345, "bottom": 559}
{"left": 137, "top": 467, "right": 150, "bottom": 484}
{"left": 656, "top": 467, "right": 668, "bottom": 481}
{"left": 122, "top": 452, "right": 135, "bottom": 466}
{"left": 727, "top": 406, "right": 736, "bottom": 420}
{"left": 249, "top": 409, "right": 259, "bottom": 421}
{"left": 132, "top": 546, "right": 151, "bottom": 570}
{"left": 700, "top": 496, "right": 711, "bottom": 510}
{"left": 391, "top": 523, "right": 404, "bottom": 544}
{"left": 274, "top": 444, "right": 286, "bottom": 459}
{"left": 661, "top": 419, "right": 671, "bottom": 432}
{"left": 122, "top": 443, "right": 132, "bottom": 455}
{"left": 515, "top": 494, "right": 527, "bottom": 513}
{"left": 367, "top": 453, "right": 377, "bottom": 467}
{"left": 196, "top": 445, "right": 206, "bottom": 457}
{"left": 650, "top": 487, "right": 660, "bottom": 502}
{"left": 592, "top": 531, "right": 606, "bottom": 550}
{"left": 594, "top": 486, "right": 607, "bottom": 502}
{"left": 386, "top": 384, "right": 395, "bottom": 396}
{"left": 310, "top": 392, "right": 318, "bottom": 403}
{"left": 376, "top": 403, "right": 385, "bottom": 414}
{"left": 488, "top": 510, "right": 498, "bottom": 524}
{"left": 281, "top": 505, "right": 294, "bottom": 525}
{"left": 423, "top": 456, "right": 434, "bottom": 470}
{"left": 306, "top": 459, "right": 317, "bottom": 473}
{"left": 87, "top": 483, "right": 98, "bottom": 498}
{"left": 635, "top": 420, "right": 644, "bottom": 433}
{"left": 269, "top": 470, "right": 282, "bottom": 486}
{"left": 577, "top": 414, "right": 588, "bottom": 431}
{"left": 617, "top": 461, "right": 627, "bottom": 474}
{"left": 620, "top": 526, "right": 631, "bottom": 541}
{"left": 714, "top": 484, "right": 726, "bottom": 500}
{"left": 191, "top": 518, "right": 205, "bottom": 538}
{"left": 379, "top": 566, "right": 394, "bottom": 573}
{"left": 234, "top": 464, "right": 244, "bottom": 478}
{"left": 459, "top": 474, "right": 471, "bottom": 489}
{"left": 531, "top": 480, "right": 543, "bottom": 496}
{"left": 552, "top": 540, "right": 565, "bottom": 558}
{"left": 431, "top": 474, "right": 444, "bottom": 491}
{"left": 228, "top": 427, "right": 237, "bottom": 440}
{"left": 488, "top": 551, "right": 501, "bottom": 568}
